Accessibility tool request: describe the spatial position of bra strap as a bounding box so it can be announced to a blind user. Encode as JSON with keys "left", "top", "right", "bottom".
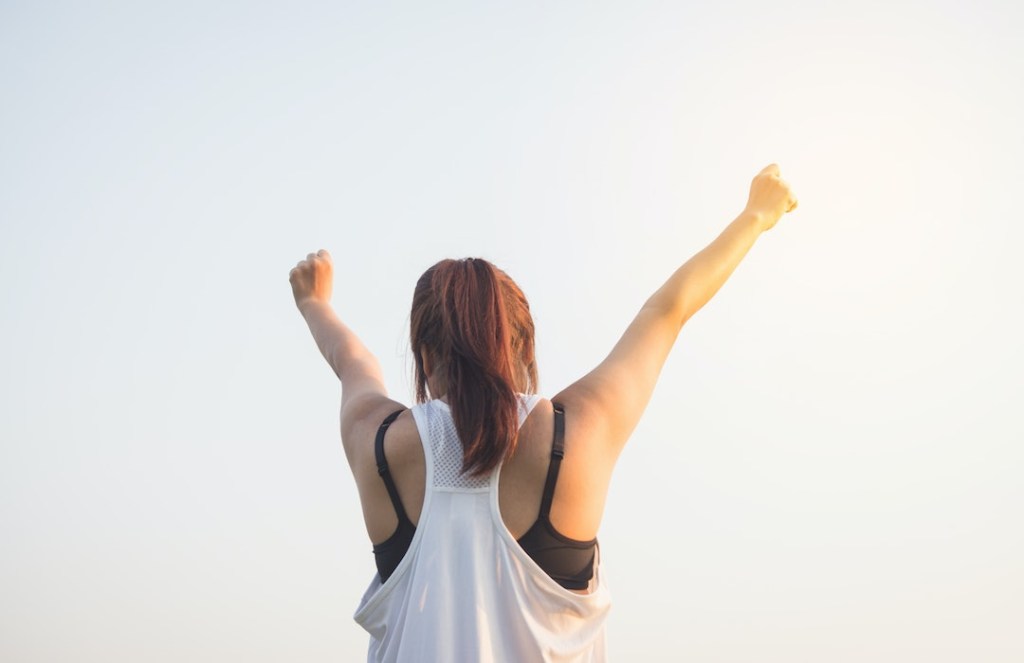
{"left": 374, "top": 408, "right": 411, "bottom": 524}
{"left": 537, "top": 402, "right": 566, "bottom": 519}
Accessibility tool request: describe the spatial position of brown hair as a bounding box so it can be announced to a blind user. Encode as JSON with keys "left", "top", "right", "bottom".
{"left": 410, "top": 258, "right": 538, "bottom": 476}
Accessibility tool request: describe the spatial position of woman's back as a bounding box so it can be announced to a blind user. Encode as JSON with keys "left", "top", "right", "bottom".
{"left": 357, "top": 396, "right": 614, "bottom": 561}
{"left": 354, "top": 395, "right": 611, "bottom": 662}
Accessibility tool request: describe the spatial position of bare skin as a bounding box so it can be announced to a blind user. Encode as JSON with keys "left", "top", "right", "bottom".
{"left": 290, "top": 163, "right": 798, "bottom": 593}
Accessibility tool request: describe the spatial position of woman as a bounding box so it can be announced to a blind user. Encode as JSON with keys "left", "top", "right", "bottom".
{"left": 290, "top": 164, "right": 798, "bottom": 662}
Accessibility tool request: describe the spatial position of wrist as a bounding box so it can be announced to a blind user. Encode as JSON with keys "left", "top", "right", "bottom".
{"left": 738, "top": 208, "right": 770, "bottom": 233}
{"left": 297, "top": 297, "right": 331, "bottom": 318}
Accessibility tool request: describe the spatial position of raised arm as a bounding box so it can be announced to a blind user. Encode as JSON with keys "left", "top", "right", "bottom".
{"left": 289, "top": 250, "right": 396, "bottom": 441}
{"left": 554, "top": 164, "right": 798, "bottom": 454}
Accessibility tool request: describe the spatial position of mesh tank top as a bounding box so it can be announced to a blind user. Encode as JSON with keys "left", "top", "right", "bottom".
{"left": 353, "top": 395, "right": 611, "bottom": 662}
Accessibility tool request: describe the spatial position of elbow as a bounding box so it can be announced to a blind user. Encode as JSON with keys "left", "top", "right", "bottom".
{"left": 641, "top": 296, "right": 689, "bottom": 333}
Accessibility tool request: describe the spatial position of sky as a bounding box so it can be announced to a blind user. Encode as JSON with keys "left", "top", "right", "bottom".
{"left": 2, "top": 1, "right": 1022, "bottom": 660}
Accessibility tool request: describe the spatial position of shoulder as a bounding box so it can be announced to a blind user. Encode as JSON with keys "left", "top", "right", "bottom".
{"left": 515, "top": 395, "right": 602, "bottom": 467}
{"left": 340, "top": 394, "right": 413, "bottom": 473}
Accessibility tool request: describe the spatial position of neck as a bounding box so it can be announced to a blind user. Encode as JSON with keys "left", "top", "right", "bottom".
{"left": 426, "top": 373, "right": 448, "bottom": 401}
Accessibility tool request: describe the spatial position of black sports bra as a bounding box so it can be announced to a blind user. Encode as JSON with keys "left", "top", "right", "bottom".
{"left": 372, "top": 402, "right": 598, "bottom": 590}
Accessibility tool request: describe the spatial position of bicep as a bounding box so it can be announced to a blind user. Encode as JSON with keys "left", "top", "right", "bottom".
{"left": 338, "top": 354, "right": 391, "bottom": 436}
{"left": 336, "top": 353, "right": 398, "bottom": 461}
{"left": 554, "top": 303, "right": 681, "bottom": 454}
{"left": 338, "top": 354, "right": 388, "bottom": 407}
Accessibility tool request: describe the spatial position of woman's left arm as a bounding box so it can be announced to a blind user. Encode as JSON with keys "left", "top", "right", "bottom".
{"left": 290, "top": 250, "right": 393, "bottom": 435}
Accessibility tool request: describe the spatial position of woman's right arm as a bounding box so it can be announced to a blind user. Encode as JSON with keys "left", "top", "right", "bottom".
{"left": 554, "top": 164, "right": 798, "bottom": 456}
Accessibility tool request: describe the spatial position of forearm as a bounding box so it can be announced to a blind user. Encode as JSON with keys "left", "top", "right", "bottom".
{"left": 647, "top": 210, "right": 765, "bottom": 327}
{"left": 298, "top": 299, "right": 385, "bottom": 385}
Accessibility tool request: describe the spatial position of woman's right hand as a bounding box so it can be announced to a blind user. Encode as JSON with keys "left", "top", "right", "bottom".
{"left": 744, "top": 163, "right": 798, "bottom": 231}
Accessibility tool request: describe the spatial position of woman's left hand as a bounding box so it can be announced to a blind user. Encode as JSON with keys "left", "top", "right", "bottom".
{"left": 289, "top": 249, "right": 334, "bottom": 311}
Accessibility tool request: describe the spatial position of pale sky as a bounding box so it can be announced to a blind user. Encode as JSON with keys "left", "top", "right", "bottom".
{"left": 2, "top": 1, "right": 1022, "bottom": 661}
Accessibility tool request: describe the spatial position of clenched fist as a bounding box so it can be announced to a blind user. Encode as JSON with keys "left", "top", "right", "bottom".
{"left": 744, "top": 164, "right": 798, "bottom": 232}
{"left": 290, "top": 249, "right": 333, "bottom": 311}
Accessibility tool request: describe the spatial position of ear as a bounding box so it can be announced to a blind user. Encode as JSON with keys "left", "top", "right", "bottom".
{"left": 420, "top": 349, "right": 432, "bottom": 378}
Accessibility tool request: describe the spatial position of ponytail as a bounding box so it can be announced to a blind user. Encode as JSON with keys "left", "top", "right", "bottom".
{"left": 410, "top": 258, "right": 538, "bottom": 476}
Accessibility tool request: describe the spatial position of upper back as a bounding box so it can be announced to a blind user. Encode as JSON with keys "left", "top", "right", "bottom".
{"left": 353, "top": 395, "right": 617, "bottom": 548}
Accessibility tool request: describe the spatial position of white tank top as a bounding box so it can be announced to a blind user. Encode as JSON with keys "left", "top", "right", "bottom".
{"left": 353, "top": 395, "right": 611, "bottom": 662}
